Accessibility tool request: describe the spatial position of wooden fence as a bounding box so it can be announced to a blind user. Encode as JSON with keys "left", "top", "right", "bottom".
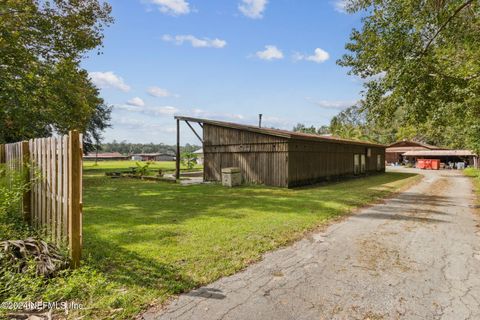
{"left": 0, "top": 131, "right": 83, "bottom": 267}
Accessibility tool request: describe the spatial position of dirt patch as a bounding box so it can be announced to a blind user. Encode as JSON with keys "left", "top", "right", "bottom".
{"left": 355, "top": 238, "right": 411, "bottom": 274}
{"left": 363, "top": 311, "right": 385, "bottom": 320}
{"left": 353, "top": 179, "right": 451, "bottom": 273}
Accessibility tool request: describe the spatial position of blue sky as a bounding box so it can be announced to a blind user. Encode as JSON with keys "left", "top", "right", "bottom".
{"left": 83, "top": 0, "right": 363, "bottom": 145}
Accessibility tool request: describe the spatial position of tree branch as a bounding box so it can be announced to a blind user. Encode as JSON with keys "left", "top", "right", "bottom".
{"left": 421, "top": 0, "right": 474, "bottom": 56}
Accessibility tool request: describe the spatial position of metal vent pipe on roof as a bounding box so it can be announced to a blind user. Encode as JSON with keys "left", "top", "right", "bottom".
{"left": 259, "top": 114, "right": 263, "bottom": 128}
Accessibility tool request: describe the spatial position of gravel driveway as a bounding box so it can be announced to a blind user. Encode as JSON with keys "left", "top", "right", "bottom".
{"left": 144, "top": 168, "right": 480, "bottom": 320}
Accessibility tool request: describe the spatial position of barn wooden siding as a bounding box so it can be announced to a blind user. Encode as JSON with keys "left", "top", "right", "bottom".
{"left": 202, "top": 123, "right": 386, "bottom": 188}
{"left": 203, "top": 124, "right": 290, "bottom": 187}
{"left": 288, "top": 141, "right": 385, "bottom": 187}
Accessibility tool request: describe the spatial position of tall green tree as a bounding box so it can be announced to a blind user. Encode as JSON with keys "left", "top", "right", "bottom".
{"left": 329, "top": 104, "right": 397, "bottom": 143}
{"left": 292, "top": 123, "right": 332, "bottom": 135}
{"left": 0, "top": 0, "right": 113, "bottom": 151}
{"left": 293, "top": 123, "right": 318, "bottom": 134}
{"left": 338, "top": 0, "right": 480, "bottom": 151}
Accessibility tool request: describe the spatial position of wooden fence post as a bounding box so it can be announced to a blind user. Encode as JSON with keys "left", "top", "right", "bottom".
{"left": 21, "top": 141, "right": 32, "bottom": 223}
{"left": 68, "top": 131, "right": 82, "bottom": 268}
{"left": 0, "top": 144, "right": 5, "bottom": 163}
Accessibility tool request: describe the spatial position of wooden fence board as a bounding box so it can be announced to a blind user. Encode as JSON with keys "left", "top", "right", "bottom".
{"left": 0, "top": 144, "right": 5, "bottom": 163}
{"left": 63, "top": 135, "right": 69, "bottom": 240}
{"left": 22, "top": 141, "right": 31, "bottom": 223}
{"left": 42, "top": 138, "right": 47, "bottom": 235}
{"left": 56, "top": 138, "right": 62, "bottom": 243}
{"left": 46, "top": 137, "right": 52, "bottom": 237}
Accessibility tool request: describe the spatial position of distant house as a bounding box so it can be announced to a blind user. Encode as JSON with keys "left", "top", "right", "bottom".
{"left": 386, "top": 140, "right": 478, "bottom": 167}
{"left": 131, "top": 153, "right": 176, "bottom": 161}
{"left": 193, "top": 148, "right": 204, "bottom": 165}
{"left": 83, "top": 152, "right": 129, "bottom": 161}
{"left": 385, "top": 140, "right": 444, "bottom": 164}
{"left": 402, "top": 150, "right": 478, "bottom": 168}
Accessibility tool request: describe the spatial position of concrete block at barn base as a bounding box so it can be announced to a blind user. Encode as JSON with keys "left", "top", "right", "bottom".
{"left": 221, "top": 167, "right": 242, "bottom": 187}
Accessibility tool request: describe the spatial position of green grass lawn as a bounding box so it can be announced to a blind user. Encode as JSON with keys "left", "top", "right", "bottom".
{"left": 61, "top": 163, "right": 420, "bottom": 319}
{"left": 83, "top": 160, "right": 201, "bottom": 175}
{"left": 464, "top": 167, "right": 480, "bottom": 203}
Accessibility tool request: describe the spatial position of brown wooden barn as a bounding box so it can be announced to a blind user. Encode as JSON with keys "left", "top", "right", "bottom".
{"left": 175, "top": 116, "right": 386, "bottom": 187}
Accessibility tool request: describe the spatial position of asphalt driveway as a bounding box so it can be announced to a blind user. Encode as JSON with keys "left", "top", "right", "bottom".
{"left": 143, "top": 168, "right": 480, "bottom": 320}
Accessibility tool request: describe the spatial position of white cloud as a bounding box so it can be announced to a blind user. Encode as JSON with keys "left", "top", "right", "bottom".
{"left": 307, "top": 98, "right": 357, "bottom": 110}
{"left": 126, "top": 97, "right": 145, "bottom": 107}
{"left": 255, "top": 45, "right": 284, "bottom": 60}
{"left": 120, "top": 106, "right": 243, "bottom": 121}
{"left": 332, "top": 0, "right": 349, "bottom": 13}
{"left": 115, "top": 104, "right": 142, "bottom": 112}
{"left": 261, "top": 115, "right": 293, "bottom": 129}
{"left": 89, "top": 71, "right": 130, "bottom": 92}
{"left": 239, "top": 0, "right": 268, "bottom": 19}
{"left": 115, "top": 104, "right": 179, "bottom": 117}
{"left": 148, "top": 0, "right": 190, "bottom": 15}
{"left": 162, "top": 34, "right": 227, "bottom": 48}
{"left": 147, "top": 86, "right": 176, "bottom": 98}
{"left": 294, "top": 48, "right": 330, "bottom": 63}
{"left": 150, "top": 106, "right": 179, "bottom": 116}
{"left": 113, "top": 117, "right": 176, "bottom": 133}
{"left": 191, "top": 109, "right": 245, "bottom": 121}
{"left": 187, "top": 111, "right": 293, "bottom": 130}
{"left": 115, "top": 117, "right": 145, "bottom": 127}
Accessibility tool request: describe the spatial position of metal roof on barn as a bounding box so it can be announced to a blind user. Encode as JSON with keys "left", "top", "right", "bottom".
{"left": 175, "top": 116, "right": 385, "bottom": 148}
{"left": 387, "top": 140, "right": 445, "bottom": 150}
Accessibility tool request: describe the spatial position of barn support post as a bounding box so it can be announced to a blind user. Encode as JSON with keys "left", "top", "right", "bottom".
{"left": 185, "top": 120, "right": 203, "bottom": 143}
{"left": 176, "top": 119, "right": 180, "bottom": 180}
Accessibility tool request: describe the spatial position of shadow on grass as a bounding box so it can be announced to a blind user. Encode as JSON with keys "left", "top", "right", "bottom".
{"left": 84, "top": 234, "right": 196, "bottom": 292}
{"left": 290, "top": 172, "right": 416, "bottom": 190}
{"left": 84, "top": 172, "right": 419, "bottom": 225}
{"left": 82, "top": 171, "right": 419, "bottom": 298}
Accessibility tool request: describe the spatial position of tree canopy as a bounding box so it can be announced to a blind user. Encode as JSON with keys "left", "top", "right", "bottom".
{"left": 100, "top": 141, "right": 201, "bottom": 155}
{"left": 0, "top": 0, "right": 113, "bottom": 151}
{"left": 292, "top": 123, "right": 331, "bottom": 135}
{"left": 337, "top": 0, "right": 480, "bottom": 151}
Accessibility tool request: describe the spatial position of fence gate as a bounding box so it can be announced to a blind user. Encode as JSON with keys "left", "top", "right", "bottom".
{"left": 0, "top": 131, "right": 83, "bottom": 267}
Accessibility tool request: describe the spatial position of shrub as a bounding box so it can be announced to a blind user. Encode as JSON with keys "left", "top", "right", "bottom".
{"left": 0, "top": 164, "right": 33, "bottom": 240}
{"left": 181, "top": 151, "right": 196, "bottom": 170}
{"left": 135, "top": 161, "right": 151, "bottom": 176}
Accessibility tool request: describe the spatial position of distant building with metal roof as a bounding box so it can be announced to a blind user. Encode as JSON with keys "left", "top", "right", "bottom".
{"left": 83, "top": 152, "right": 129, "bottom": 161}
{"left": 386, "top": 140, "right": 478, "bottom": 168}
{"left": 131, "top": 153, "right": 175, "bottom": 161}
{"left": 385, "top": 140, "right": 445, "bottom": 164}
